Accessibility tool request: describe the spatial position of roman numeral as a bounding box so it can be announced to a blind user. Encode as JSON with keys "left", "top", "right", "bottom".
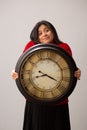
{"left": 63, "top": 77, "right": 70, "bottom": 82}
{"left": 58, "top": 85, "right": 66, "bottom": 93}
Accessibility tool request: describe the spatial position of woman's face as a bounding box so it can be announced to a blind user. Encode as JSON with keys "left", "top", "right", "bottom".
{"left": 38, "top": 24, "right": 54, "bottom": 44}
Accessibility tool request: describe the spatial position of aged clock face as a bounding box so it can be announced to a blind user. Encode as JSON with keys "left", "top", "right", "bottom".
{"left": 15, "top": 44, "right": 77, "bottom": 104}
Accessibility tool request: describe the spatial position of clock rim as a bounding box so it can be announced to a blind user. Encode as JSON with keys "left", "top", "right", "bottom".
{"left": 15, "top": 43, "right": 77, "bottom": 105}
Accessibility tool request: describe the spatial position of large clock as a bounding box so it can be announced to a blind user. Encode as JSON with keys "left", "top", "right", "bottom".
{"left": 15, "top": 43, "right": 77, "bottom": 104}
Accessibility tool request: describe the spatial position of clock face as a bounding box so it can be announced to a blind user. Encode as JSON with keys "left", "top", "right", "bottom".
{"left": 15, "top": 44, "right": 77, "bottom": 104}
{"left": 31, "top": 59, "right": 62, "bottom": 90}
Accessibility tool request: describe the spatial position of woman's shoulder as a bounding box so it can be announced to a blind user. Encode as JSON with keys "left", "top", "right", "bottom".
{"left": 23, "top": 41, "right": 36, "bottom": 52}
{"left": 58, "top": 42, "right": 70, "bottom": 48}
{"left": 57, "top": 42, "right": 72, "bottom": 56}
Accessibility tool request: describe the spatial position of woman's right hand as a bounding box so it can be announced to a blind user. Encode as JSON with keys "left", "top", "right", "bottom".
{"left": 11, "top": 70, "right": 18, "bottom": 80}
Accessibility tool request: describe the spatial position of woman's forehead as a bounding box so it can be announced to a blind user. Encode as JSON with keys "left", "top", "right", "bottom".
{"left": 38, "top": 24, "right": 49, "bottom": 31}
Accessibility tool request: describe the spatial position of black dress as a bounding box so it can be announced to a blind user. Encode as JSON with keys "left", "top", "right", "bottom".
{"left": 23, "top": 100, "right": 71, "bottom": 130}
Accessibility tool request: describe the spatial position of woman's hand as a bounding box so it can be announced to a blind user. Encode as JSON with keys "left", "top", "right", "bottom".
{"left": 74, "top": 68, "right": 81, "bottom": 80}
{"left": 11, "top": 70, "right": 18, "bottom": 80}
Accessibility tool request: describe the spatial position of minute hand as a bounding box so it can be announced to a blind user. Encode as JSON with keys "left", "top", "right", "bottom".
{"left": 45, "top": 74, "right": 58, "bottom": 81}
{"left": 39, "top": 71, "right": 58, "bottom": 81}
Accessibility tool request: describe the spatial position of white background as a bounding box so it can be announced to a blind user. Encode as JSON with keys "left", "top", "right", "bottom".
{"left": 0, "top": 0, "right": 87, "bottom": 130}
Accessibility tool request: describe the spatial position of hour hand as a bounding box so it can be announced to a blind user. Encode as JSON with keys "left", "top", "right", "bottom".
{"left": 35, "top": 74, "right": 46, "bottom": 78}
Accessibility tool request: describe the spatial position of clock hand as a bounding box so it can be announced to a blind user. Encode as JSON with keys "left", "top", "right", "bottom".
{"left": 38, "top": 71, "right": 58, "bottom": 82}
{"left": 35, "top": 74, "right": 46, "bottom": 78}
{"left": 46, "top": 74, "right": 58, "bottom": 81}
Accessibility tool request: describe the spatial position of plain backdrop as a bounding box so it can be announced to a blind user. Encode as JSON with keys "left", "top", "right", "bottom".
{"left": 0, "top": 0, "right": 87, "bottom": 130}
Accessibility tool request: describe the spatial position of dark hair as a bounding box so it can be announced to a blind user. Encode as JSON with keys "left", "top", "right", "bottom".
{"left": 30, "top": 20, "right": 62, "bottom": 44}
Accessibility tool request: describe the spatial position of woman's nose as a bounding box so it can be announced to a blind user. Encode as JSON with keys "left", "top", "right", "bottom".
{"left": 42, "top": 32, "right": 47, "bottom": 36}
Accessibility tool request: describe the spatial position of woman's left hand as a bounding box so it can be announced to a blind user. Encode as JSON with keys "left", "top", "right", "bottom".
{"left": 74, "top": 68, "right": 81, "bottom": 80}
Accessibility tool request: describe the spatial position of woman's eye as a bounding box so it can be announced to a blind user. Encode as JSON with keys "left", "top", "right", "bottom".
{"left": 38, "top": 28, "right": 50, "bottom": 36}
{"left": 38, "top": 32, "right": 42, "bottom": 36}
{"left": 45, "top": 29, "right": 49, "bottom": 32}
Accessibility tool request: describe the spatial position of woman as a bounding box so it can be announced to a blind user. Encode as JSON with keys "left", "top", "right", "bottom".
{"left": 11, "top": 20, "right": 81, "bottom": 130}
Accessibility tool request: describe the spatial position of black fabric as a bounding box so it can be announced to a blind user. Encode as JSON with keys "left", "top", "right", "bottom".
{"left": 23, "top": 100, "right": 71, "bottom": 130}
